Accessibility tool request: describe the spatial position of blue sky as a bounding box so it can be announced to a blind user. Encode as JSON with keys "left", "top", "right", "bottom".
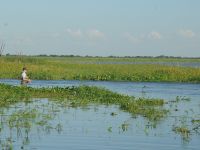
{"left": 0, "top": 0, "right": 199, "bottom": 56}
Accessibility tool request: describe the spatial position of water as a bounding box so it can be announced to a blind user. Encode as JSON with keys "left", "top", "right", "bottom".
{"left": 1, "top": 79, "right": 200, "bottom": 99}
{"left": 0, "top": 79, "right": 200, "bottom": 150}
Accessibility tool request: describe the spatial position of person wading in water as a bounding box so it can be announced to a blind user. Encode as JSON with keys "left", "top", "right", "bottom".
{"left": 21, "top": 67, "right": 31, "bottom": 85}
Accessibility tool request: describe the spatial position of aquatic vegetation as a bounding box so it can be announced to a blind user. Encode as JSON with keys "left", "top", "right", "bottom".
{"left": 192, "top": 119, "right": 200, "bottom": 123}
{"left": 175, "top": 96, "right": 191, "bottom": 102}
{"left": 0, "top": 80, "right": 199, "bottom": 147}
{"left": 1, "top": 56, "right": 200, "bottom": 82}
{"left": 191, "top": 119, "right": 200, "bottom": 133}
{"left": 173, "top": 126, "right": 190, "bottom": 134}
{"left": 8, "top": 109, "right": 38, "bottom": 129}
{"left": 172, "top": 115, "right": 200, "bottom": 141}
{"left": 110, "top": 112, "right": 117, "bottom": 116}
{"left": 0, "top": 100, "right": 64, "bottom": 149}
{"left": 0, "top": 138, "right": 13, "bottom": 150}
{"left": 0, "top": 82, "right": 199, "bottom": 149}
{"left": 0, "top": 84, "right": 167, "bottom": 121}
{"left": 107, "top": 126, "right": 112, "bottom": 132}
{"left": 120, "top": 122, "right": 129, "bottom": 132}
{"left": 173, "top": 126, "right": 191, "bottom": 141}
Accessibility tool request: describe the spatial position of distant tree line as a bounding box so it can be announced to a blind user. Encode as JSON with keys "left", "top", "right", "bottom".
{"left": 2, "top": 53, "right": 200, "bottom": 59}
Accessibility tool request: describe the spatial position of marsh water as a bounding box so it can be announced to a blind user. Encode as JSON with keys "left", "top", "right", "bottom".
{"left": 0, "top": 79, "right": 200, "bottom": 150}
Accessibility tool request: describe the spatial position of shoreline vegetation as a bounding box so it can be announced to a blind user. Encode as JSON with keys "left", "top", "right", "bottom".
{"left": 1, "top": 56, "right": 200, "bottom": 82}
{"left": 0, "top": 83, "right": 167, "bottom": 121}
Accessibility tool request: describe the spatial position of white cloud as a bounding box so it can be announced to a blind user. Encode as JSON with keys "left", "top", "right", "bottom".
{"left": 65, "top": 28, "right": 105, "bottom": 40}
{"left": 124, "top": 33, "right": 141, "bottom": 44}
{"left": 125, "top": 31, "right": 162, "bottom": 44}
{"left": 148, "top": 31, "right": 162, "bottom": 40}
{"left": 179, "top": 29, "right": 195, "bottom": 38}
{"left": 86, "top": 29, "right": 105, "bottom": 39}
{"left": 66, "top": 28, "right": 82, "bottom": 38}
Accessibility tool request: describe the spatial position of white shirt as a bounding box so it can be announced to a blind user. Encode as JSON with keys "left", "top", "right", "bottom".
{"left": 21, "top": 71, "right": 27, "bottom": 80}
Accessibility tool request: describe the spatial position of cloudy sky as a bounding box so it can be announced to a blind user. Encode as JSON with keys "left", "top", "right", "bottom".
{"left": 0, "top": 0, "right": 199, "bottom": 56}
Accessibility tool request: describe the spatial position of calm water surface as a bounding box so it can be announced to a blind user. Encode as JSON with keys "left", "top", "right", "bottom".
{"left": 0, "top": 79, "right": 200, "bottom": 150}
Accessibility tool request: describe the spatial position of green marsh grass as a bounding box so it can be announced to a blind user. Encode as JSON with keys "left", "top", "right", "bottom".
{"left": 1, "top": 56, "right": 200, "bottom": 82}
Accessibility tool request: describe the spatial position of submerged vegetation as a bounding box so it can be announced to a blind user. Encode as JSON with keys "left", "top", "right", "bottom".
{"left": 1, "top": 56, "right": 200, "bottom": 82}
